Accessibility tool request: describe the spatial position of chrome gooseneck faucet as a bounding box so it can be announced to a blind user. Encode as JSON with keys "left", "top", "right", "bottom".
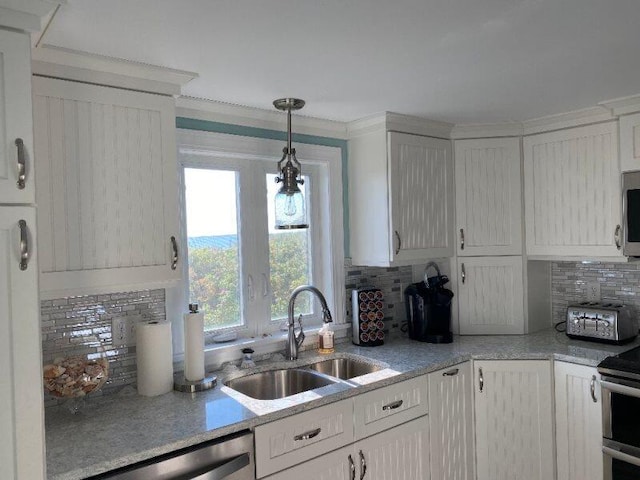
{"left": 286, "top": 285, "right": 333, "bottom": 360}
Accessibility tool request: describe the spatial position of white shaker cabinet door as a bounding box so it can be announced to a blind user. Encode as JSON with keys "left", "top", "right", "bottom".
{"left": 389, "top": 132, "right": 454, "bottom": 263}
{"left": 457, "top": 256, "right": 525, "bottom": 334}
{"left": 474, "top": 360, "right": 554, "bottom": 480}
{"left": 0, "top": 207, "right": 45, "bottom": 480}
{"left": 33, "top": 77, "right": 181, "bottom": 298}
{"left": 620, "top": 112, "right": 640, "bottom": 173}
{"left": 428, "top": 362, "right": 475, "bottom": 480}
{"left": 0, "top": 29, "right": 34, "bottom": 204}
{"left": 455, "top": 137, "right": 522, "bottom": 256}
{"left": 555, "top": 362, "right": 603, "bottom": 480}
{"left": 356, "top": 416, "right": 430, "bottom": 480}
{"left": 523, "top": 122, "right": 622, "bottom": 258}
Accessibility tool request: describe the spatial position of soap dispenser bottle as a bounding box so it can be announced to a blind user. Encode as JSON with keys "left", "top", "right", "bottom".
{"left": 318, "top": 322, "right": 335, "bottom": 354}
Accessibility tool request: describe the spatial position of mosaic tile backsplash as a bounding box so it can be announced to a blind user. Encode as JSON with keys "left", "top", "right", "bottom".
{"left": 41, "top": 289, "right": 165, "bottom": 406}
{"left": 552, "top": 262, "right": 640, "bottom": 324}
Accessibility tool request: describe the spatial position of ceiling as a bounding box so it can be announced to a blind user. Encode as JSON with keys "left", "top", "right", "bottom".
{"left": 41, "top": 0, "right": 640, "bottom": 124}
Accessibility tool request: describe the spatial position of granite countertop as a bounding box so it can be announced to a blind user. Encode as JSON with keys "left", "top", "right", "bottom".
{"left": 45, "top": 329, "right": 638, "bottom": 480}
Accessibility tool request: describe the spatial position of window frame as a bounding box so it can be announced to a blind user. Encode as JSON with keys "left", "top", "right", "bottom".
{"left": 171, "top": 128, "right": 345, "bottom": 349}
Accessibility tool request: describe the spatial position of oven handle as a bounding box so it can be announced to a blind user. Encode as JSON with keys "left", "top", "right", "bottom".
{"left": 601, "top": 380, "right": 640, "bottom": 400}
{"left": 603, "top": 446, "right": 640, "bottom": 468}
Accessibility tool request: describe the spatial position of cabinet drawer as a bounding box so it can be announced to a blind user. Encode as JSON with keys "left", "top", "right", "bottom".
{"left": 255, "top": 399, "right": 354, "bottom": 478}
{"left": 354, "top": 375, "right": 428, "bottom": 440}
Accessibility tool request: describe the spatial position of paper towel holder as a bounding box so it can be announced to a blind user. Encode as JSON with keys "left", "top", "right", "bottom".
{"left": 174, "top": 371, "right": 217, "bottom": 393}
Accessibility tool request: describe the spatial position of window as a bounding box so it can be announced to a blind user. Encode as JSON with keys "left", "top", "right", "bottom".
{"left": 175, "top": 129, "right": 344, "bottom": 342}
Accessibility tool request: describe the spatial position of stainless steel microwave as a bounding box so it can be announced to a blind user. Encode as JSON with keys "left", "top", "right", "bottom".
{"left": 622, "top": 171, "right": 640, "bottom": 256}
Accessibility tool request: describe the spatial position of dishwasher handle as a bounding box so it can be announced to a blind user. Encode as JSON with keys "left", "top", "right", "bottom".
{"left": 191, "top": 453, "right": 250, "bottom": 480}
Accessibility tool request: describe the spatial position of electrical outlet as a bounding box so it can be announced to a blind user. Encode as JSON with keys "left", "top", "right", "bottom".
{"left": 586, "top": 282, "right": 601, "bottom": 302}
{"left": 111, "top": 317, "right": 137, "bottom": 346}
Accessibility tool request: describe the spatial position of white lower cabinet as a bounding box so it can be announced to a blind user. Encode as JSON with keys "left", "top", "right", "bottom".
{"left": 474, "top": 360, "right": 555, "bottom": 480}
{"left": 554, "top": 362, "right": 603, "bottom": 480}
{"left": 428, "top": 362, "right": 474, "bottom": 480}
{"left": 265, "top": 417, "right": 429, "bottom": 480}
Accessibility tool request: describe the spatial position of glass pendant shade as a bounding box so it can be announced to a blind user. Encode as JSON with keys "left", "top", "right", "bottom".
{"left": 274, "top": 184, "right": 308, "bottom": 229}
{"left": 273, "top": 97, "right": 309, "bottom": 230}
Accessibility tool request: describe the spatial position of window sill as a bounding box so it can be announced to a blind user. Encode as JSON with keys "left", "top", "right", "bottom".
{"left": 177, "top": 323, "right": 352, "bottom": 372}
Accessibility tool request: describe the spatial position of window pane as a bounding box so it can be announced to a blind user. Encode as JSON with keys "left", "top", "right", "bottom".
{"left": 266, "top": 173, "right": 313, "bottom": 320}
{"left": 185, "top": 168, "right": 242, "bottom": 331}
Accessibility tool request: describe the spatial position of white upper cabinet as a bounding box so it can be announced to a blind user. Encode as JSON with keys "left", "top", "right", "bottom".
{"left": 620, "top": 112, "right": 640, "bottom": 173}
{"left": 0, "top": 29, "right": 34, "bottom": 204}
{"left": 349, "top": 129, "right": 453, "bottom": 266}
{"left": 0, "top": 207, "right": 44, "bottom": 480}
{"left": 455, "top": 138, "right": 522, "bottom": 256}
{"left": 33, "top": 77, "right": 181, "bottom": 298}
{"left": 456, "top": 256, "right": 525, "bottom": 334}
{"left": 523, "top": 122, "right": 622, "bottom": 258}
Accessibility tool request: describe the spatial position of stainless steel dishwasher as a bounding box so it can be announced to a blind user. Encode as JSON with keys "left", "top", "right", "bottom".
{"left": 90, "top": 431, "right": 255, "bottom": 480}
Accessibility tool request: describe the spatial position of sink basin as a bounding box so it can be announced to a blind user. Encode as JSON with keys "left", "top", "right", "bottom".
{"left": 306, "top": 358, "right": 382, "bottom": 380}
{"left": 224, "top": 368, "right": 337, "bottom": 400}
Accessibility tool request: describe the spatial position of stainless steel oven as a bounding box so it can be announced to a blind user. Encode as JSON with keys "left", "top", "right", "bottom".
{"left": 599, "top": 346, "right": 640, "bottom": 479}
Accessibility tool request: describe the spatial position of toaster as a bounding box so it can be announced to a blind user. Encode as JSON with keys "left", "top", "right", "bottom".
{"left": 566, "top": 302, "right": 638, "bottom": 344}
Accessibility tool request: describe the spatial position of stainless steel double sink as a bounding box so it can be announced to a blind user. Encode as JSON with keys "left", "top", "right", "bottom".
{"left": 224, "top": 358, "right": 382, "bottom": 400}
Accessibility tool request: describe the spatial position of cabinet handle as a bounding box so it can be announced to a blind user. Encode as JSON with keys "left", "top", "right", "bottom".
{"left": 348, "top": 454, "right": 356, "bottom": 480}
{"left": 479, "top": 367, "right": 484, "bottom": 392}
{"left": 170, "top": 236, "right": 178, "bottom": 270}
{"left": 590, "top": 375, "right": 598, "bottom": 403}
{"left": 461, "top": 263, "right": 466, "bottom": 284}
{"left": 359, "top": 450, "right": 367, "bottom": 480}
{"left": 261, "top": 273, "right": 269, "bottom": 297}
{"left": 382, "top": 399, "right": 403, "bottom": 411}
{"left": 460, "top": 228, "right": 465, "bottom": 251}
{"left": 394, "top": 230, "right": 401, "bottom": 255}
{"left": 294, "top": 427, "right": 321, "bottom": 441}
{"left": 615, "top": 225, "right": 622, "bottom": 250}
{"left": 443, "top": 368, "right": 459, "bottom": 376}
{"left": 18, "top": 220, "right": 29, "bottom": 271}
{"left": 15, "top": 138, "right": 26, "bottom": 190}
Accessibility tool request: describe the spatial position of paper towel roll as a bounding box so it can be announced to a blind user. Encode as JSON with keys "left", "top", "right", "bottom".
{"left": 184, "top": 312, "right": 205, "bottom": 381}
{"left": 136, "top": 321, "right": 173, "bottom": 396}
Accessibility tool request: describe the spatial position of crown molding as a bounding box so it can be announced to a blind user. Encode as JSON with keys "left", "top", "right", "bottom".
{"left": 599, "top": 94, "right": 640, "bottom": 116}
{"left": 451, "top": 122, "right": 524, "bottom": 139}
{"left": 176, "top": 96, "right": 349, "bottom": 139}
{"left": 347, "top": 112, "right": 453, "bottom": 139}
{"left": 31, "top": 45, "right": 198, "bottom": 96}
{"left": 0, "top": 0, "right": 62, "bottom": 32}
{"left": 522, "top": 106, "right": 615, "bottom": 136}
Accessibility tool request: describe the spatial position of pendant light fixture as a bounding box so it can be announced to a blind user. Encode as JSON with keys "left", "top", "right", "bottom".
{"left": 273, "top": 98, "right": 308, "bottom": 229}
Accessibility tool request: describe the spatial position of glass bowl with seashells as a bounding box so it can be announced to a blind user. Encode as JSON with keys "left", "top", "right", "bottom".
{"left": 43, "top": 355, "right": 109, "bottom": 412}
